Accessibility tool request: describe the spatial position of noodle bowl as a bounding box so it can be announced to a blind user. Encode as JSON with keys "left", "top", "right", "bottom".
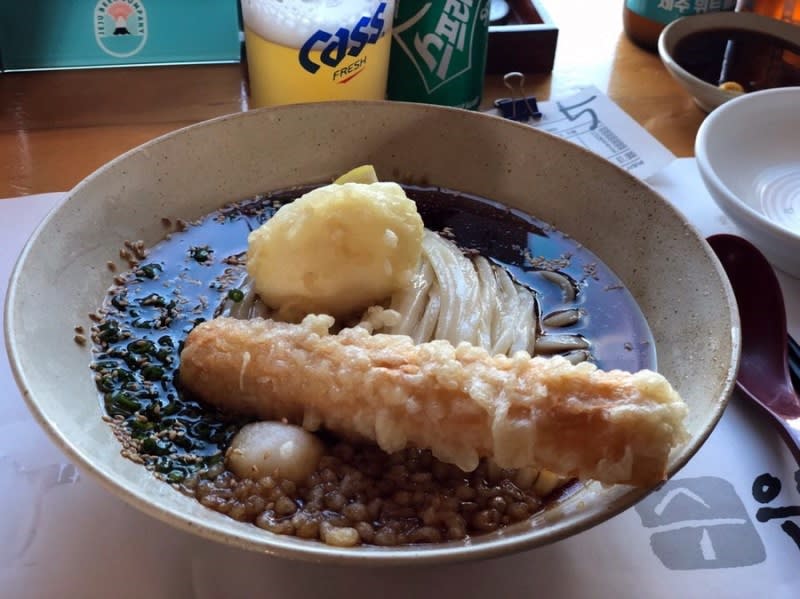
{"left": 4, "top": 100, "right": 739, "bottom": 564}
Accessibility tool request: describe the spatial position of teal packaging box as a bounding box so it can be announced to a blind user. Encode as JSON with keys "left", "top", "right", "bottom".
{"left": 0, "top": 0, "right": 242, "bottom": 71}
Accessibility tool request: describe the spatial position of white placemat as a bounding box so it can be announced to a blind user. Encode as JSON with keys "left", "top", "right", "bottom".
{"left": 2, "top": 162, "right": 799, "bottom": 599}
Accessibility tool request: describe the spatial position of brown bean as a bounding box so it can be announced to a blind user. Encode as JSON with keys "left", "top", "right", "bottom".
{"left": 376, "top": 479, "right": 396, "bottom": 495}
{"left": 319, "top": 456, "right": 340, "bottom": 470}
{"left": 388, "top": 464, "right": 408, "bottom": 480}
{"left": 410, "top": 472, "right": 432, "bottom": 484}
{"left": 245, "top": 495, "right": 266, "bottom": 515}
{"left": 324, "top": 490, "right": 347, "bottom": 511}
{"left": 500, "top": 480, "right": 525, "bottom": 502}
{"left": 410, "top": 526, "right": 443, "bottom": 544}
{"left": 507, "top": 501, "right": 531, "bottom": 521}
{"left": 228, "top": 502, "right": 247, "bottom": 521}
{"left": 320, "top": 468, "right": 338, "bottom": 483}
{"left": 343, "top": 502, "right": 369, "bottom": 522}
{"left": 455, "top": 485, "right": 477, "bottom": 501}
{"left": 385, "top": 506, "right": 416, "bottom": 519}
{"left": 421, "top": 506, "right": 439, "bottom": 526}
{"left": 339, "top": 472, "right": 363, "bottom": 497}
{"left": 441, "top": 496, "right": 459, "bottom": 512}
{"left": 393, "top": 490, "right": 412, "bottom": 506}
{"left": 321, "top": 522, "right": 360, "bottom": 547}
{"left": 255, "top": 511, "right": 295, "bottom": 535}
{"left": 355, "top": 521, "right": 375, "bottom": 544}
{"left": 199, "top": 494, "right": 223, "bottom": 509}
{"left": 489, "top": 496, "right": 508, "bottom": 513}
{"left": 255, "top": 476, "right": 276, "bottom": 493}
{"left": 373, "top": 528, "right": 398, "bottom": 546}
{"left": 196, "top": 480, "right": 213, "bottom": 499}
{"left": 367, "top": 498, "right": 383, "bottom": 520}
{"left": 275, "top": 496, "right": 297, "bottom": 516}
{"left": 472, "top": 509, "right": 501, "bottom": 532}
{"left": 446, "top": 521, "right": 467, "bottom": 540}
{"left": 460, "top": 501, "right": 479, "bottom": 516}
{"left": 292, "top": 513, "right": 321, "bottom": 539}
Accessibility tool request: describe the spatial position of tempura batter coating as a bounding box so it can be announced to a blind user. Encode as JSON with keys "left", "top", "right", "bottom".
{"left": 179, "top": 315, "right": 688, "bottom": 486}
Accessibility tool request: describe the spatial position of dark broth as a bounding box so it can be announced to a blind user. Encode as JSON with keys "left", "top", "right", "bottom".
{"left": 673, "top": 28, "right": 800, "bottom": 92}
{"left": 91, "top": 184, "right": 656, "bottom": 543}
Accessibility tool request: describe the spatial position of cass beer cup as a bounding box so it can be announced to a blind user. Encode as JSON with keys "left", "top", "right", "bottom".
{"left": 241, "top": 0, "right": 395, "bottom": 108}
{"left": 387, "top": 0, "right": 490, "bottom": 109}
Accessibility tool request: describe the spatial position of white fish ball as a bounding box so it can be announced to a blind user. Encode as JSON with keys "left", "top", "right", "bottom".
{"left": 226, "top": 421, "right": 324, "bottom": 483}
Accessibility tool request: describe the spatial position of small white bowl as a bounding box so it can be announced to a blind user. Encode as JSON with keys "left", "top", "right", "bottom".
{"left": 659, "top": 12, "right": 800, "bottom": 113}
{"left": 696, "top": 87, "right": 800, "bottom": 277}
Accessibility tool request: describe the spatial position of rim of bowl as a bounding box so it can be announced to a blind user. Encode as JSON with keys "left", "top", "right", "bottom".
{"left": 658, "top": 12, "right": 800, "bottom": 106}
{"left": 695, "top": 86, "right": 800, "bottom": 245}
{"left": 4, "top": 101, "right": 740, "bottom": 566}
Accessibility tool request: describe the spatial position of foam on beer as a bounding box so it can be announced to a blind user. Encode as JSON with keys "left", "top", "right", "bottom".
{"left": 241, "top": 0, "right": 386, "bottom": 49}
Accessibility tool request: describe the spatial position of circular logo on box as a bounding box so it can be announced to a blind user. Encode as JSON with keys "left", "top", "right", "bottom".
{"left": 95, "top": 0, "right": 148, "bottom": 58}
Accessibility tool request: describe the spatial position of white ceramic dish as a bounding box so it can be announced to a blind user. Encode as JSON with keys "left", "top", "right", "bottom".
{"left": 659, "top": 12, "right": 800, "bottom": 113}
{"left": 5, "top": 102, "right": 740, "bottom": 565}
{"left": 696, "top": 86, "right": 800, "bottom": 277}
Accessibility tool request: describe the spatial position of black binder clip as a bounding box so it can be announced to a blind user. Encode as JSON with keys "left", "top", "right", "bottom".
{"left": 493, "top": 72, "right": 542, "bottom": 122}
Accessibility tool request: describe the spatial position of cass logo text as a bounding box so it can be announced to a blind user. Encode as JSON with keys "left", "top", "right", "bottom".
{"left": 298, "top": 2, "right": 387, "bottom": 81}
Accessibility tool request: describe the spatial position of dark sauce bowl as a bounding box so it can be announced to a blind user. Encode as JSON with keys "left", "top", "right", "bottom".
{"left": 659, "top": 11, "right": 800, "bottom": 113}
{"left": 4, "top": 101, "right": 739, "bottom": 565}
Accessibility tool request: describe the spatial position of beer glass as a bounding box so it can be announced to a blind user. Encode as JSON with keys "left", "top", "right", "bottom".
{"left": 241, "top": 0, "right": 395, "bottom": 108}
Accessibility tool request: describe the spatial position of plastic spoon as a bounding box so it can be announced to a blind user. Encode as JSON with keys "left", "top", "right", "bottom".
{"left": 707, "top": 234, "right": 800, "bottom": 465}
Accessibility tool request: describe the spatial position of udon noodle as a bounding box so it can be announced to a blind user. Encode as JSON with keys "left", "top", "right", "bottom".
{"left": 220, "top": 230, "right": 587, "bottom": 362}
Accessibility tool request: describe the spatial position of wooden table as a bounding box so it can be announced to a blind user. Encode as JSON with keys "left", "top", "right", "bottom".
{"left": 0, "top": 0, "right": 704, "bottom": 199}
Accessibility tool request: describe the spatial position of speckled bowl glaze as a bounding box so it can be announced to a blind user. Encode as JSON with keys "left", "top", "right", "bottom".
{"left": 659, "top": 12, "right": 800, "bottom": 113}
{"left": 5, "top": 102, "right": 739, "bottom": 565}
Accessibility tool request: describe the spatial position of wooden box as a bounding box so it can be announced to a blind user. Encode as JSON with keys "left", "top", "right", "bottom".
{"left": 487, "top": 0, "right": 559, "bottom": 74}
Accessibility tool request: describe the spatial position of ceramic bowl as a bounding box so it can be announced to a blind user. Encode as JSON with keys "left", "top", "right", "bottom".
{"left": 696, "top": 86, "right": 800, "bottom": 277}
{"left": 659, "top": 11, "right": 800, "bottom": 113}
{"left": 5, "top": 102, "right": 739, "bottom": 565}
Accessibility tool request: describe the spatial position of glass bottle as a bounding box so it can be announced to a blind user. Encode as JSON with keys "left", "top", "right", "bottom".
{"left": 736, "top": 1, "right": 800, "bottom": 72}
{"left": 623, "top": 1, "right": 738, "bottom": 51}
{"left": 736, "top": 0, "right": 800, "bottom": 22}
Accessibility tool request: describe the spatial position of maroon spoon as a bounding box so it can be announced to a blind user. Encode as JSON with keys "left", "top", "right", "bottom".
{"left": 708, "top": 234, "right": 800, "bottom": 465}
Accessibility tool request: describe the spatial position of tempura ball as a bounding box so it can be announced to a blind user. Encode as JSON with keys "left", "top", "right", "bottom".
{"left": 333, "top": 164, "right": 379, "bottom": 184}
{"left": 247, "top": 182, "right": 423, "bottom": 319}
{"left": 226, "top": 421, "right": 324, "bottom": 483}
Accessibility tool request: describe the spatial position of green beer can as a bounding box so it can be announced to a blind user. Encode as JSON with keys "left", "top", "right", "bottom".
{"left": 387, "top": 0, "right": 490, "bottom": 110}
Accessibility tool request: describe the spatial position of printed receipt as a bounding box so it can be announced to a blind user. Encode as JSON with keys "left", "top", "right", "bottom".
{"left": 487, "top": 85, "right": 676, "bottom": 180}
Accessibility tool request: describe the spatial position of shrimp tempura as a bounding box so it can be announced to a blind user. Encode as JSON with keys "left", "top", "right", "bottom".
{"left": 179, "top": 315, "right": 688, "bottom": 486}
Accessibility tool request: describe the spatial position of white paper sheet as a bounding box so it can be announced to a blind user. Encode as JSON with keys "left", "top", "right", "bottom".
{"left": 487, "top": 86, "right": 676, "bottom": 179}
{"left": 2, "top": 163, "right": 799, "bottom": 598}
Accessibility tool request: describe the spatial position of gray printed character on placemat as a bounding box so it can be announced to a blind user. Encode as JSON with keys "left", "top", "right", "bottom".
{"left": 635, "top": 477, "right": 766, "bottom": 570}
{"left": 752, "top": 470, "right": 800, "bottom": 551}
